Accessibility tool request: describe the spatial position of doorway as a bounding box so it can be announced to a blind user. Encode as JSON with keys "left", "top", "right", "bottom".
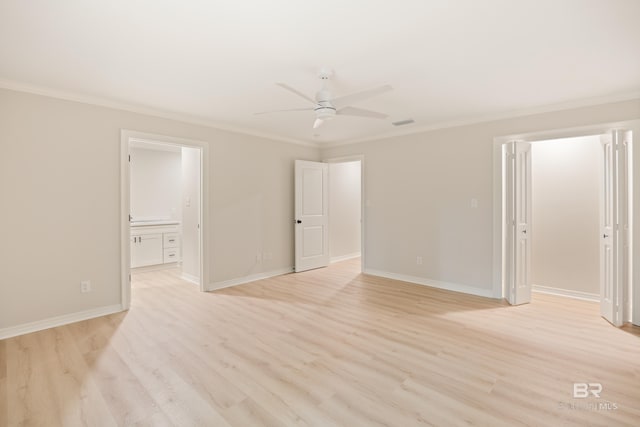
{"left": 293, "top": 156, "right": 365, "bottom": 273}
{"left": 530, "top": 136, "right": 601, "bottom": 301}
{"left": 120, "top": 130, "right": 209, "bottom": 309}
{"left": 494, "top": 127, "right": 634, "bottom": 326}
{"left": 328, "top": 159, "right": 362, "bottom": 266}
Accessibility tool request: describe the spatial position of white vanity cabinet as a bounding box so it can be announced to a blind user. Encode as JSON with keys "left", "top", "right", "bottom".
{"left": 131, "top": 233, "right": 163, "bottom": 268}
{"left": 131, "top": 223, "right": 181, "bottom": 268}
{"left": 163, "top": 232, "right": 180, "bottom": 263}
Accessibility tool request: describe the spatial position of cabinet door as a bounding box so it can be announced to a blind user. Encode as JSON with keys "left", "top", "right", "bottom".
{"left": 131, "top": 233, "right": 163, "bottom": 267}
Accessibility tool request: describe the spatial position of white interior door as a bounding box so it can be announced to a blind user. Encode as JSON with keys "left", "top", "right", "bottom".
{"left": 600, "top": 131, "right": 629, "bottom": 326}
{"left": 505, "top": 141, "right": 532, "bottom": 305}
{"left": 295, "top": 160, "right": 329, "bottom": 272}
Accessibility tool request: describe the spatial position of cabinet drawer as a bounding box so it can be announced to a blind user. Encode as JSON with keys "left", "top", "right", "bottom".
{"left": 164, "top": 247, "right": 180, "bottom": 263}
{"left": 164, "top": 233, "right": 180, "bottom": 248}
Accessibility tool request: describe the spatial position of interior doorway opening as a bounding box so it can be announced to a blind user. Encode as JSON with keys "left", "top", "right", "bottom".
{"left": 496, "top": 128, "right": 634, "bottom": 327}
{"left": 529, "top": 136, "right": 601, "bottom": 301}
{"left": 293, "top": 156, "right": 365, "bottom": 273}
{"left": 128, "top": 140, "right": 201, "bottom": 280}
{"left": 120, "top": 130, "right": 208, "bottom": 309}
{"left": 328, "top": 159, "right": 362, "bottom": 266}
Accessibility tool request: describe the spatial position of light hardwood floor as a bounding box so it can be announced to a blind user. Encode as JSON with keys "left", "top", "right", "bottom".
{"left": 1, "top": 259, "right": 639, "bottom": 426}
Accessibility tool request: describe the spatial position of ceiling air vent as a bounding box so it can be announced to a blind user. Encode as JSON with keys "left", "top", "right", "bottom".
{"left": 392, "top": 119, "right": 415, "bottom": 126}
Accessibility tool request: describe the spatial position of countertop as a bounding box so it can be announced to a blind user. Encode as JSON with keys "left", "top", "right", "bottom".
{"left": 131, "top": 220, "right": 180, "bottom": 227}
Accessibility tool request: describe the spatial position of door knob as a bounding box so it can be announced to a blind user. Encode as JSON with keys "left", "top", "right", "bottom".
{"left": 296, "top": 220, "right": 302, "bottom": 224}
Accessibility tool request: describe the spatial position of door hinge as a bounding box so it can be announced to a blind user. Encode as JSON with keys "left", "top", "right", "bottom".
{"left": 128, "top": 154, "right": 131, "bottom": 162}
{"left": 129, "top": 274, "right": 131, "bottom": 282}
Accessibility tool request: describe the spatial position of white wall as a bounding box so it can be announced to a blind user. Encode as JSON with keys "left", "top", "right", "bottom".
{"left": 531, "top": 136, "right": 601, "bottom": 295}
{"left": 329, "top": 161, "right": 361, "bottom": 261}
{"left": 321, "top": 99, "right": 640, "bottom": 297}
{"left": 130, "top": 147, "right": 182, "bottom": 221}
{"left": 210, "top": 135, "right": 315, "bottom": 284}
{"left": 0, "top": 86, "right": 638, "bottom": 334}
{"left": 181, "top": 146, "right": 200, "bottom": 281}
{"left": 0, "top": 88, "right": 319, "bottom": 333}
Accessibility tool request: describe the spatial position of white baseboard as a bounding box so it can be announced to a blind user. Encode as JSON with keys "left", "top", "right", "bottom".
{"left": 330, "top": 252, "right": 361, "bottom": 263}
{"left": 180, "top": 272, "right": 200, "bottom": 285}
{"left": 207, "top": 267, "right": 293, "bottom": 291}
{"left": 532, "top": 285, "right": 599, "bottom": 302}
{"left": 364, "top": 269, "right": 495, "bottom": 299}
{"left": 0, "top": 304, "right": 124, "bottom": 340}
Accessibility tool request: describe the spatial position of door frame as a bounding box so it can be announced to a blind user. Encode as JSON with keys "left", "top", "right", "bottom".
{"left": 324, "top": 155, "right": 366, "bottom": 272}
{"left": 120, "top": 130, "right": 210, "bottom": 309}
{"left": 492, "top": 120, "right": 638, "bottom": 325}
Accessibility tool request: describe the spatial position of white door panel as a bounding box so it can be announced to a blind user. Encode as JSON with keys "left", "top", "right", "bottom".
{"left": 295, "top": 160, "right": 329, "bottom": 272}
{"left": 505, "top": 141, "right": 532, "bottom": 305}
{"left": 600, "top": 130, "right": 630, "bottom": 326}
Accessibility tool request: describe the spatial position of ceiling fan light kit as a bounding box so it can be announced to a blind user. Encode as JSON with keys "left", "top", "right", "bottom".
{"left": 255, "top": 68, "right": 393, "bottom": 130}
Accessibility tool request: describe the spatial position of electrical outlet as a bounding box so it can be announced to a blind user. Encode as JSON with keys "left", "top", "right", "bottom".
{"left": 416, "top": 256, "right": 423, "bottom": 265}
{"left": 80, "top": 280, "right": 92, "bottom": 293}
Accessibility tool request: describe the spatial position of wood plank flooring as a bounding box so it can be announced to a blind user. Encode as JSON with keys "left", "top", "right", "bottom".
{"left": 1, "top": 258, "right": 639, "bottom": 426}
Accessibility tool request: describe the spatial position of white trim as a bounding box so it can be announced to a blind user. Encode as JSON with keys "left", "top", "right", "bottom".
{"left": 330, "top": 252, "right": 362, "bottom": 264}
{"left": 325, "top": 92, "right": 640, "bottom": 148}
{"left": 493, "top": 121, "right": 639, "bottom": 145}
{"left": 120, "top": 134, "right": 131, "bottom": 309}
{"left": 364, "top": 269, "right": 495, "bottom": 299}
{"left": 0, "top": 304, "right": 123, "bottom": 340}
{"left": 0, "top": 78, "right": 314, "bottom": 148}
{"left": 324, "top": 155, "right": 365, "bottom": 163}
{"left": 491, "top": 139, "right": 505, "bottom": 299}
{"left": 207, "top": 267, "right": 293, "bottom": 291}
{"left": 532, "top": 285, "right": 599, "bottom": 302}
{"left": 180, "top": 272, "right": 200, "bottom": 285}
{"left": 324, "top": 155, "right": 366, "bottom": 274}
{"left": 121, "top": 130, "right": 210, "bottom": 309}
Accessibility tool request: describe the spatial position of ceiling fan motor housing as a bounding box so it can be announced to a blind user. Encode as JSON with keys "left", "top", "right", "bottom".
{"left": 314, "top": 101, "right": 336, "bottom": 120}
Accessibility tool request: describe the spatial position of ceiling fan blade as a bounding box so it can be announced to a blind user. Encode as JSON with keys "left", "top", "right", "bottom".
{"left": 313, "top": 118, "right": 324, "bottom": 129}
{"left": 331, "top": 84, "right": 393, "bottom": 109}
{"left": 254, "top": 107, "right": 314, "bottom": 115}
{"left": 276, "top": 83, "right": 316, "bottom": 105}
{"left": 337, "top": 106, "right": 388, "bottom": 119}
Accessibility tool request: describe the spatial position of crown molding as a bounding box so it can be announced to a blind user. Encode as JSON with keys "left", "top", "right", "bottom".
{"left": 323, "top": 90, "right": 640, "bottom": 148}
{"left": 0, "top": 78, "right": 319, "bottom": 148}
{"left": 3, "top": 78, "right": 637, "bottom": 150}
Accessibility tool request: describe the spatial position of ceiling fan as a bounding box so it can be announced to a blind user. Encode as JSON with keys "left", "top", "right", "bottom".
{"left": 255, "top": 68, "right": 393, "bottom": 129}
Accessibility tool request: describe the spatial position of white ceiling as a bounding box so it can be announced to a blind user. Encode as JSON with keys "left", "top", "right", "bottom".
{"left": 1, "top": 0, "right": 639, "bottom": 145}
